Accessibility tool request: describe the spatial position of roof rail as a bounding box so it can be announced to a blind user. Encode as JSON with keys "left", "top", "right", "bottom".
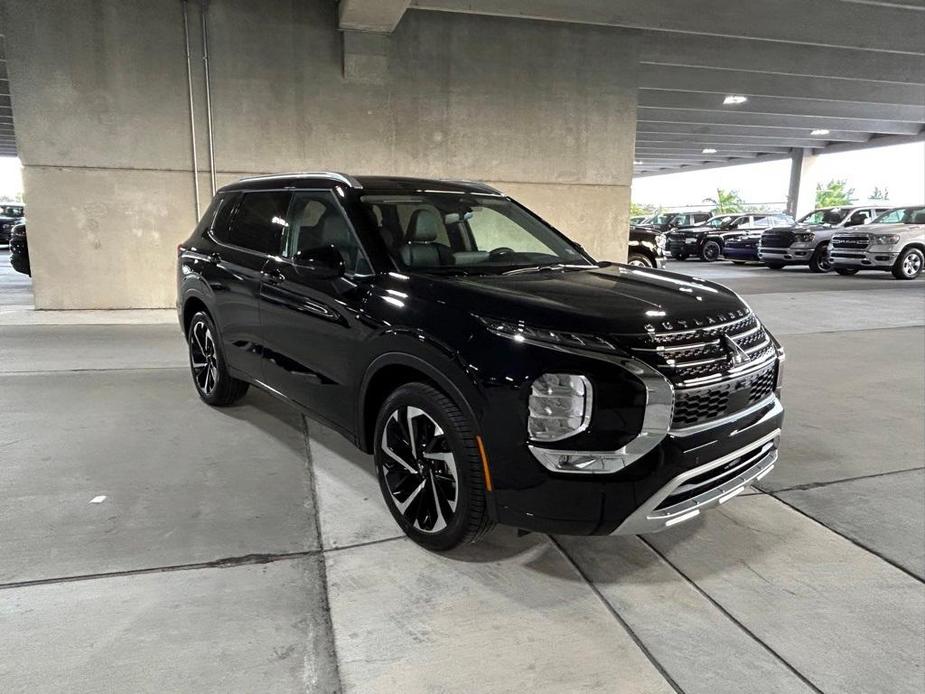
{"left": 237, "top": 171, "right": 363, "bottom": 188}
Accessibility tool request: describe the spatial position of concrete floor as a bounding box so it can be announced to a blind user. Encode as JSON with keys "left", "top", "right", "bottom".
{"left": 1, "top": 259, "right": 923, "bottom": 693}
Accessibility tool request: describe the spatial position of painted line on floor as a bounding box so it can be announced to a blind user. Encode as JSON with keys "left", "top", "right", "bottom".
{"left": 637, "top": 535, "right": 826, "bottom": 694}
{"left": 549, "top": 536, "right": 687, "bottom": 694}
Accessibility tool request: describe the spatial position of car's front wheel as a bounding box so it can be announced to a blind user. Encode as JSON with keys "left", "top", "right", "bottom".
{"left": 701, "top": 240, "right": 722, "bottom": 262}
{"left": 627, "top": 252, "right": 655, "bottom": 268}
{"left": 809, "top": 243, "right": 833, "bottom": 273}
{"left": 187, "top": 310, "right": 249, "bottom": 406}
{"left": 374, "top": 383, "right": 493, "bottom": 551}
{"left": 893, "top": 247, "right": 924, "bottom": 280}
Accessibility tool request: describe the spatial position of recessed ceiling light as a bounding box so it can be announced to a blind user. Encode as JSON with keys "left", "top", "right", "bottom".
{"left": 633, "top": 160, "right": 643, "bottom": 165}
{"left": 810, "top": 129, "right": 831, "bottom": 136}
{"left": 702, "top": 148, "right": 718, "bottom": 154}
{"left": 723, "top": 95, "right": 748, "bottom": 105}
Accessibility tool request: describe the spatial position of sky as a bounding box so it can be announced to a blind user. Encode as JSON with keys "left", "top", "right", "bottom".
{"left": 2, "top": 141, "right": 923, "bottom": 208}
{"left": 631, "top": 141, "right": 925, "bottom": 211}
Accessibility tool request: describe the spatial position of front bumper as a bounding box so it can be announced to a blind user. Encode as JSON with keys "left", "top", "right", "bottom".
{"left": 758, "top": 246, "right": 813, "bottom": 265}
{"left": 831, "top": 249, "right": 898, "bottom": 270}
{"left": 723, "top": 245, "right": 759, "bottom": 261}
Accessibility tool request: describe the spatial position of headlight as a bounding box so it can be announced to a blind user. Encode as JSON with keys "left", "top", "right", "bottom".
{"left": 872, "top": 234, "right": 900, "bottom": 245}
{"left": 528, "top": 374, "right": 593, "bottom": 441}
{"left": 794, "top": 232, "right": 815, "bottom": 242}
{"left": 656, "top": 234, "right": 666, "bottom": 250}
{"left": 476, "top": 316, "right": 616, "bottom": 353}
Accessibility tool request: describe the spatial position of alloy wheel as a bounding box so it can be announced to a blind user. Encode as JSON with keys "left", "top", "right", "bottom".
{"left": 189, "top": 320, "right": 219, "bottom": 395}
{"left": 902, "top": 252, "right": 922, "bottom": 277}
{"left": 380, "top": 406, "right": 459, "bottom": 534}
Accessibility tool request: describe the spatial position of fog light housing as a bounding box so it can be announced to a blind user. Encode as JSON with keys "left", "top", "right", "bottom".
{"left": 529, "top": 448, "right": 628, "bottom": 474}
{"left": 528, "top": 373, "right": 592, "bottom": 441}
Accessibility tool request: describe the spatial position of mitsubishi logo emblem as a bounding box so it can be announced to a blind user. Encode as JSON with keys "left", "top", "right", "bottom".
{"left": 723, "top": 335, "right": 749, "bottom": 366}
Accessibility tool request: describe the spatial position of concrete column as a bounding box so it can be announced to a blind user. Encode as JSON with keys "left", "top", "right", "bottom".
{"left": 785, "top": 148, "right": 820, "bottom": 219}
{"left": 5, "top": 0, "right": 639, "bottom": 308}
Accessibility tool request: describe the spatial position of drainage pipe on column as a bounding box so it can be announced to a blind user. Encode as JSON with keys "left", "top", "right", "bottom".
{"left": 201, "top": 0, "right": 217, "bottom": 196}
{"left": 182, "top": 0, "right": 201, "bottom": 219}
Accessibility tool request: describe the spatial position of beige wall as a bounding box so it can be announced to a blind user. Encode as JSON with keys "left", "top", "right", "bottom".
{"left": 5, "top": 0, "right": 638, "bottom": 308}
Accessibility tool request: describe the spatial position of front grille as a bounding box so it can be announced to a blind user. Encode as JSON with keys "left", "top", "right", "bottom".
{"left": 832, "top": 234, "right": 869, "bottom": 250}
{"left": 726, "top": 238, "right": 758, "bottom": 249}
{"left": 761, "top": 230, "right": 795, "bottom": 249}
{"left": 617, "top": 309, "right": 778, "bottom": 429}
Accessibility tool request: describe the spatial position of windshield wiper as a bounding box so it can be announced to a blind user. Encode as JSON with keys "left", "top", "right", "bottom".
{"left": 502, "top": 263, "right": 590, "bottom": 276}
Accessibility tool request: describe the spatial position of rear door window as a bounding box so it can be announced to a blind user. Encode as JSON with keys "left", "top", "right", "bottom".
{"left": 223, "top": 191, "right": 291, "bottom": 255}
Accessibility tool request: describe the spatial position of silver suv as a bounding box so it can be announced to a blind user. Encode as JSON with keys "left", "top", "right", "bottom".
{"left": 758, "top": 206, "right": 890, "bottom": 273}
{"left": 830, "top": 206, "right": 925, "bottom": 280}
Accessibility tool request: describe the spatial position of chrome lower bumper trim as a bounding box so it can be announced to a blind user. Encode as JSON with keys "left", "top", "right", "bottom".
{"left": 612, "top": 428, "right": 780, "bottom": 535}
{"left": 671, "top": 394, "right": 781, "bottom": 437}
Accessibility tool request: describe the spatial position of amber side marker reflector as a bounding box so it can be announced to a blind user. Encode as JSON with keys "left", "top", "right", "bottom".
{"left": 475, "top": 435, "right": 493, "bottom": 491}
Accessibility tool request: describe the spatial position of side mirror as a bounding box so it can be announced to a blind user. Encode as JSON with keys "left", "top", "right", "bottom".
{"left": 292, "top": 245, "right": 345, "bottom": 279}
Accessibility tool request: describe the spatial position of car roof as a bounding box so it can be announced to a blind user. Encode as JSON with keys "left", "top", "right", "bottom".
{"left": 219, "top": 171, "right": 502, "bottom": 196}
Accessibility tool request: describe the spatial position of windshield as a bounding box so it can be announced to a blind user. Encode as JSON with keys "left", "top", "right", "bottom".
{"left": 361, "top": 193, "right": 592, "bottom": 274}
{"left": 870, "top": 206, "right": 925, "bottom": 225}
{"left": 703, "top": 215, "right": 735, "bottom": 228}
{"left": 642, "top": 213, "right": 677, "bottom": 225}
{"left": 799, "top": 208, "right": 849, "bottom": 225}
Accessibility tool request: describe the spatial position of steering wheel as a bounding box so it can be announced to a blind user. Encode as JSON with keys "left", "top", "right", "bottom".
{"left": 488, "top": 247, "right": 516, "bottom": 260}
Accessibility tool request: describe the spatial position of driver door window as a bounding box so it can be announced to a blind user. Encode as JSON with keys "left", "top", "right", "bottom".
{"left": 286, "top": 192, "right": 372, "bottom": 275}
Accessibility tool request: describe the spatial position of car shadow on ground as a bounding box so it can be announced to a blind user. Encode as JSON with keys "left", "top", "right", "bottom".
{"left": 212, "top": 387, "right": 778, "bottom": 577}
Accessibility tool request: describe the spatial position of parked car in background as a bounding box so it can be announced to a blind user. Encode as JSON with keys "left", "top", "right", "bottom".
{"left": 0, "top": 205, "right": 25, "bottom": 245}
{"left": 758, "top": 205, "right": 890, "bottom": 272}
{"left": 627, "top": 226, "right": 666, "bottom": 268}
{"left": 629, "top": 215, "right": 646, "bottom": 225}
{"left": 830, "top": 205, "right": 925, "bottom": 279}
{"left": 177, "top": 172, "right": 785, "bottom": 550}
{"left": 9, "top": 221, "right": 29, "bottom": 276}
{"left": 638, "top": 210, "right": 712, "bottom": 233}
{"left": 667, "top": 213, "right": 795, "bottom": 261}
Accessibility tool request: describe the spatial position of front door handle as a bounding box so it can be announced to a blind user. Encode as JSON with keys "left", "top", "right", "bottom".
{"left": 262, "top": 268, "right": 286, "bottom": 285}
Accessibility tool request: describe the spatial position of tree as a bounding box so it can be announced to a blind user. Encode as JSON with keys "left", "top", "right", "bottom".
{"left": 703, "top": 188, "right": 745, "bottom": 214}
{"left": 870, "top": 186, "right": 890, "bottom": 201}
{"left": 815, "top": 179, "right": 855, "bottom": 207}
{"left": 630, "top": 201, "right": 655, "bottom": 218}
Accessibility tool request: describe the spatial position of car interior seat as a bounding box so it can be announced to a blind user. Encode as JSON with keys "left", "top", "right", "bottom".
{"left": 400, "top": 209, "right": 453, "bottom": 267}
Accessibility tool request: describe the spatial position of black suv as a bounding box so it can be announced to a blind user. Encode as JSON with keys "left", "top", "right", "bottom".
{"left": 666, "top": 213, "right": 795, "bottom": 262}
{"left": 0, "top": 204, "right": 24, "bottom": 245}
{"left": 177, "top": 173, "right": 785, "bottom": 550}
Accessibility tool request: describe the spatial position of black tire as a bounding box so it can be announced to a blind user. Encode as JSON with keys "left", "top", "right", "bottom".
{"left": 766, "top": 263, "right": 785, "bottom": 270}
{"left": 892, "top": 247, "right": 924, "bottom": 280}
{"left": 374, "top": 382, "right": 493, "bottom": 551}
{"left": 627, "top": 252, "right": 655, "bottom": 268}
{"left": 809, "top": 243, "right": 833, "bottom": 273}
{"left": 700, "top": 240, "right": 722, "bottom": 262}
{"left": 732, "top": 260, "right": 746, "bottom": 265}
{"left": 835, "top": 267, "right": 860, "bottom": 276}
{"left": 187, "top": 310, "right": 249, "bottom": 406}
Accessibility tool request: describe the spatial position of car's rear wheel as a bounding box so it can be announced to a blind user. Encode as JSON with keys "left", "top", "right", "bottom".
{"left": 809, "top": 243, "right": 833, "bottom": 273}
{"left": 835, "top": 267, "right": 860, "bottom": 276}
{"left": 701, "top": 240, "right": 722, "bottom": 262}
{"left": 892, "top": 247, "right": 924, "bottom": 280}
{"left": 374, "top": 383, "right": 493, "bottom": 551}
{"left": 187, "top": 310, "right": 249, "bottom": 406}
{"left": 627, "top": 252, "right": 654, "bottom": 268}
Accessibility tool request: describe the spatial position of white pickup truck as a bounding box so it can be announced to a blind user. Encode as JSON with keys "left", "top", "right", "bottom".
{"left": 829, "top": 206, "right": 925, "bottom": 280}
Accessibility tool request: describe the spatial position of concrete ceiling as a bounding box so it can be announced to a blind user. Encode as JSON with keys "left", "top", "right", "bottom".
{"left": 344, "top": 0, "right": 925, "bottom": 177}
{"left": 0, "top": 35, "right": 15, "bottom": 158}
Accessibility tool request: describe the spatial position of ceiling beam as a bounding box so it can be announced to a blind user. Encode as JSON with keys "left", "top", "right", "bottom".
{"left": 411, "top": 0, "right": 925, "bottom": 54}
{"left": 636, "top": 122, "right": 872, "bottom": 142}
{"left": 639, "top": 109, "right": 924, "bottom": 135}
{"left": 635, "top": 145, "right": 792, "bottom": 155}
{"left": 339, "top": 0, "right": 411, "bottom": 32}
{"left": 640, "top": 64, "right": 925, "bottom": 106}
{"left": 642, "top": 34, "right": 924, "bottom": 85}
{"left": 639, "top": 91, "right": 925, "bottom": 122}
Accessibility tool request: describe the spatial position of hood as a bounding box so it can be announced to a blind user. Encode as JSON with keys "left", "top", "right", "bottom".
{"left": 835, "top": 222, "right": 917, "bottom": 235}
{"left": 416, "top": 265, "right": 747, "bottom": 335}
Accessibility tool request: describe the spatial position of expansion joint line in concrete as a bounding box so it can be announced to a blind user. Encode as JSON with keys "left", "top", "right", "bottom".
{"left": 548, "top": 536, "right": 687, "bottom": 694}
{"left": 764, "top": 465, "right": 924, "bottom": 493}
{"left": 638, "top": 537, "right": 826, "bottom": 694}
{"left": 768, "top": 492, "right": 924, "bottom": 584}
